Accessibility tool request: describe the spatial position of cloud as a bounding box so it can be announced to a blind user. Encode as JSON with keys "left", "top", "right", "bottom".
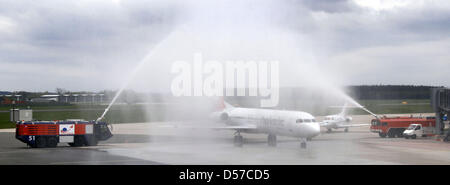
{"left": 326, "top": 38, "right": 450, "bottom": 86}
{"left": 300, "top": 0, "right": 358, "bottom": 13}
{"left": 0, "top": 0, "right": 449, "bottom": 91}
{"left": 0, "top": 0, "right": 179, "bottom": 91}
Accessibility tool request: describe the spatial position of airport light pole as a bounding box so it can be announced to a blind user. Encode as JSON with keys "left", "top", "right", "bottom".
{"left": 11, "top": 100, "right": 15, "bottom": 123}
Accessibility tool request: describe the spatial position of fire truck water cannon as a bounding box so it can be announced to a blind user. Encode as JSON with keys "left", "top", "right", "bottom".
{"left": 16, "top": 120, "right": 113, "bottom": 148}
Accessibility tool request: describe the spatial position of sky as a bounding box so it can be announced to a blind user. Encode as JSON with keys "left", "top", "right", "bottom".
{"left": 0, "top": 0, "right": 449, "bottom": 92}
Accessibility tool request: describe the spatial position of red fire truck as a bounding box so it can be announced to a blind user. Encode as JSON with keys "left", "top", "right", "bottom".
{"left": 370, "top": 116, "right": 436, "bottom": 138}
{"left": 16, "top": 120, "right": 112, "bottom": 148}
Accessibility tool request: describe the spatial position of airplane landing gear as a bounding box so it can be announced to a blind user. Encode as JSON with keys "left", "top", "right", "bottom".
{"left": 301, "top": 142, "right": 307, "bottom": 149}
{"left": 300, "top": 138, "right": 307, "bottom": 149}
{"left": 326, "top": 128, "right": 332, "bottom": 133}
{"left": 268, "top": 134, "right": 277, "bottom": 147}
{"left": 234, "top": 131, "right": 243, "bottom": 147}
{"left": 344, "top": 128, "right": 349, "bottom": 132}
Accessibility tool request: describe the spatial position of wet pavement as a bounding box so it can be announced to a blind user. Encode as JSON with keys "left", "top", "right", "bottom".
{"left": 1, "top": 114, "right": 450, "bottom": 165}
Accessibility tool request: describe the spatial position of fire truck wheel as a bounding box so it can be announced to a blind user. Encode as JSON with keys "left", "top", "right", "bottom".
{"left": 379, "top": 133, "right": 386, "bottom": 138}
{"left": 35, "top": 136, "right": 47, "bottom": 148}
{"left": 387, "top": 131, "right": 395, "bottom": 138}
{"left": 69, "top": 136, "right": 85, "bottom": 147}
{"left": 85, "top": 135, "right": 98, "bottom": 146}
{"left": 46, "top": 136, "right": 58, "bottom": 148}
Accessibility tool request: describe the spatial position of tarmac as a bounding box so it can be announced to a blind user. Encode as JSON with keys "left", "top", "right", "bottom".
{"left": 1, "top": 113, "right": 450, "bottom": 165}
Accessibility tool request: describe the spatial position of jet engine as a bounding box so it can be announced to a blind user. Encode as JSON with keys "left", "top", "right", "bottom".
{"left": 210, "top": 111, "right": 229, "bottom": 122}
{"left": 345, "top": 116, "right": 353, "bottom": 122}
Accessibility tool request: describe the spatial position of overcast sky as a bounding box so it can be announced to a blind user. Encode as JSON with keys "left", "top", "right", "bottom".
{"left": 1, "top": 0, "right": 449, "bottom": 92}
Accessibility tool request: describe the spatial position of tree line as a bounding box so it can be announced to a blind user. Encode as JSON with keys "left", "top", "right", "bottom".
{"left": 345, "top": 85, "right": 440, "bottom": 100}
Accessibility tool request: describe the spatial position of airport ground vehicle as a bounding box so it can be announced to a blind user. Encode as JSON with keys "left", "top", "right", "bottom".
{"left": 16, "top": 120, "right": 113, "bottom": 148}
{"left": 403, "top": 123, "right": 436, "bottom": 139}
{"left": 370, "top": 116, "right": 436, "bottom": 138}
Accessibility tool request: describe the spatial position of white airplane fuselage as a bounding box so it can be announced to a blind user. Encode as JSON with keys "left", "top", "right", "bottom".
{"left": 221, "top": 107, "right": 321, "bottom": 139}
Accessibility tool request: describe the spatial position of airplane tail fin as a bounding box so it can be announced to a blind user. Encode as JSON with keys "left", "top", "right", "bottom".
{"left": 339, "top": 102, "right": 348, "bottom": 117}
{"left": 217, "top": 97, "right": 234, "bottom": 111}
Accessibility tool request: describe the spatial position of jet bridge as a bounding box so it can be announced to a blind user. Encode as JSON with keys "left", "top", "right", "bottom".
{"left": 431, "top": 88, "right": 450, "bottom": 138}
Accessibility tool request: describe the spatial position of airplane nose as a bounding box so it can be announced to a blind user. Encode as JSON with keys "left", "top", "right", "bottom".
{"left": 308, "top": 122, "right": 321, "bottom": 137}
{"left": 298, "top": 122, "right": 321, "bottom": 138}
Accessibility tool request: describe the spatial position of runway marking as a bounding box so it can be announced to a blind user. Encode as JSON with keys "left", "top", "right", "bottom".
{"left": 49, "top": 159, "right": 152, "bottom": 165}
{"left": 0, "top": 129, "right": 15, "bottom": 133}
{"left": 0, "top": 150, "right": 29, "bottom": 154}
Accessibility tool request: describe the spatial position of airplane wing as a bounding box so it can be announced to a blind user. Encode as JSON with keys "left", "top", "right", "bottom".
{"left": 319, "top": 122, "right": 328, "bottom": 126}
{"left": 319, "top": 121, "right": 336, "bottom": 127}
{"left": 336, "top": 123, "right": 370, "bottom": 128}
{"left": 212, "top": 124, "right": 258, "bottom": 131}
{"left": 157, "top": 121, "right": 258, "bottom": 131}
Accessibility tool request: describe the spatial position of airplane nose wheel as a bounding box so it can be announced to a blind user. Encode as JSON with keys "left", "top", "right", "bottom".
{"left": 234, "top": 131, "right": 243, "bottom": 147}
{"left": 268, "top": 134, "right": 277, "bottom": 147}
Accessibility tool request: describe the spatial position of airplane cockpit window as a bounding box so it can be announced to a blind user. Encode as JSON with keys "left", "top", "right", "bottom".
{"left": 296, "top": 119, "right": 303, "bottom": 123}
{"left": 304, "top": 119, "right": 311, "bottom": 123}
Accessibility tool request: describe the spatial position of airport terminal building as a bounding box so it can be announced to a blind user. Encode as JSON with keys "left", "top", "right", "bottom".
{"left": 33, "top": 94, "right": 107, "bottom": 103}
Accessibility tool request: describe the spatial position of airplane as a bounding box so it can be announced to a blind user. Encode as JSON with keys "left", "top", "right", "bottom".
{"left": 210, "top": 100, "right": 321, "bottom": 149}
{"left": 319, "top": 103, "right": 369, "bottom": 133}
